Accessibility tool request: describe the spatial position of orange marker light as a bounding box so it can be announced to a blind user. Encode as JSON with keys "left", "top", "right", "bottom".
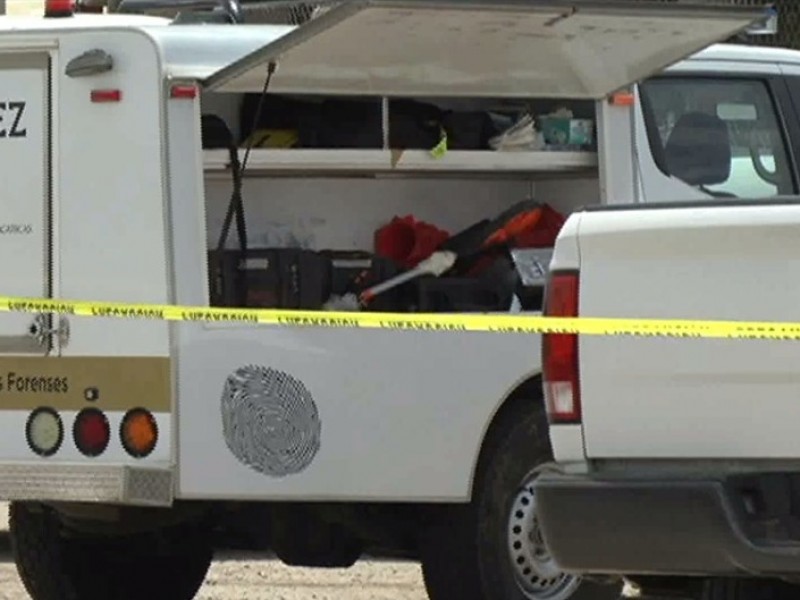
{"left": 120, "top": 408, "right": 158, "bottom": 458}
{"left": 610, "top": 92, "right": 635, "bottom": 107}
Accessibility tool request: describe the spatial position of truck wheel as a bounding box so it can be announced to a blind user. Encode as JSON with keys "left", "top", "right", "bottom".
{"left": 702, "top": 577, "right": 800, "bottom": 600}
{"left": 419, "top": 396, "right": 621, "bottom": 600}
{"left": 10, "top": 501, "right": 213, "bottom": 600}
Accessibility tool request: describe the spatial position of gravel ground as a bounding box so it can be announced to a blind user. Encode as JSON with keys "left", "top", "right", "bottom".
{"left": 0, "top": 503, "right": 430, "bottom": 600}
{"left": 0, "top": 552, "right": 429, "bottom": 600}
{"left": 197, "top": 559, "right": 429, "bottom": 600}
{"left": 0, "top": 504, "right": 627, "bottom": 600}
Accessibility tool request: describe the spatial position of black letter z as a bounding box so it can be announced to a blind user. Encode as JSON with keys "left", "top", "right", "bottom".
{"left": 9, "top": 102, "right": 26, "bottom": 138}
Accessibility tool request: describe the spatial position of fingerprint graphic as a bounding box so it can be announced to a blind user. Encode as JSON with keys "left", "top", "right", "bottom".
{"left": 221, "top": 365, "right": 321, "bottom": 477}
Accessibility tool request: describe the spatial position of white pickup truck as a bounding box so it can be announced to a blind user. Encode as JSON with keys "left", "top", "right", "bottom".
{"left": 535, "top": 29, "right": 800, "bottom": 600}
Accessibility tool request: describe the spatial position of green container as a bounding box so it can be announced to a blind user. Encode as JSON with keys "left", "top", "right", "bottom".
{"left": 539, "top": 117, "right": 594, "bottom": 146}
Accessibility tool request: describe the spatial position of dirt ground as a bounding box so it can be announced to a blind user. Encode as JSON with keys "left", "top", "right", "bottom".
{"left": 0, "top": 555, "right": 430, "bottom": 600}
{"left": 0, "top": 503, "right": 429, "bottom": 600}
{"left": 196, "top": 559, "right": 429, "bottom": 600}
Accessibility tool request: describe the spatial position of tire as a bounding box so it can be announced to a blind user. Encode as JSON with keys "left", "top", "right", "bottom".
{"left": 419, "top": 395, "right": 622, "bottom": 600}
{"left": 10, "top": 501, "right": 214, "bottom": 600}
{"left": 701, "top": 577, "right": 800, "bottom": 600}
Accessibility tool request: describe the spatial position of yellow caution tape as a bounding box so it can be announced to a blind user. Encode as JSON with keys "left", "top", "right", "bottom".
{"left": 0, "top": 296, "right": 799, "bottom": 340}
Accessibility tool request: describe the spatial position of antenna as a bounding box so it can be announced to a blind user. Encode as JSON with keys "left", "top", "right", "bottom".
{"left": 115, "top": 0, "right": 244, "bottom": 23}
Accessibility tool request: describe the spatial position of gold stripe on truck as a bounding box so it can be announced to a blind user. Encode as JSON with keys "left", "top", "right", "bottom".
{"left": 0, "top": 356, "right": 170, "bottom": 412}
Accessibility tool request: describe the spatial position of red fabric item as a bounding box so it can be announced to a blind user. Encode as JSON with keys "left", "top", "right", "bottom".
{"left": 513, "top": 204, "right": 567, "bottom": 248}
{"left": 374, "top": 216, "right": 450, "bottom": 268}
{"left": 375, "top": 216, "right": 416, "bottom": 264}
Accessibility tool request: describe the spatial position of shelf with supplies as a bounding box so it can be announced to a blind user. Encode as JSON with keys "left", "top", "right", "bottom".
{"left": 202, "top": 148, "right": 599, "bottom": 178}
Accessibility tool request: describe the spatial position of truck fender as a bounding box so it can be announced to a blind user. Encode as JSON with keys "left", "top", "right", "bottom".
{"left": 464, "top": 371, "right": 543, "bottom": 500}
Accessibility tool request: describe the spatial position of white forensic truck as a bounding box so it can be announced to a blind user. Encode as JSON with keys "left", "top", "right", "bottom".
{"left": 0, "top": 1, "right": 779, "bottom": 599}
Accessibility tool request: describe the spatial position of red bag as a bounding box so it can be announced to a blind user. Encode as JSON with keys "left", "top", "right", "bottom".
{"left": 513, "top": 204, "right": 566, "bottom": 248}
{"left": 374, "top": 216, "right": 450, "bottom": 268}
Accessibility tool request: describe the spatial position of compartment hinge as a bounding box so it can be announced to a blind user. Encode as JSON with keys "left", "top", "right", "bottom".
{"left": 29, "top": 314, "right": 70, "bottom": 348}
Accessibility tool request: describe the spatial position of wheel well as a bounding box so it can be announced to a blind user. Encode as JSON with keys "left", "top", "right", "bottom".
{"left": 465, "top": 374, "right": 545, "bottom": 501}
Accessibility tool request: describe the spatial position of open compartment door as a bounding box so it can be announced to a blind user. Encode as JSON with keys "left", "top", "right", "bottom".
{"left": 204, "top": 0, "right": 767, "bottom": 98}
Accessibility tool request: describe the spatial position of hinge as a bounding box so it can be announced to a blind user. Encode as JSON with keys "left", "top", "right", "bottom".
{"left": 29, "top": 314, "right": 70, "bottom": 348}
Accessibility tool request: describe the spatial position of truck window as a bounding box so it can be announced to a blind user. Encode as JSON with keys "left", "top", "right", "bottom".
{"left": 639, "top": 77, "right": 795, "bottom": 198}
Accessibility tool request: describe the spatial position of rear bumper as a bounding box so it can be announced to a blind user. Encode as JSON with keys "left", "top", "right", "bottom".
{"left": 0, "top": 463, "right": 173, "bottom": 507}
{"left": 534, "top": 471, "right": 800, "bottom": 578}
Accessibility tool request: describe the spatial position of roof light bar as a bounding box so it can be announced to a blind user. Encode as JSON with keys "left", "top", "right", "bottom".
{"left": 44, "top": 0, "right": 75, "bottom": 17}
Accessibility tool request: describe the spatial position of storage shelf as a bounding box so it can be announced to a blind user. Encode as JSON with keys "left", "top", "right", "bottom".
{"left": 202, "top": 148, "right": 597, "bottom": 177}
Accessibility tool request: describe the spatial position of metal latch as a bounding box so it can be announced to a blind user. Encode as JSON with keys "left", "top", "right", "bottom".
{"left": 29, "top": 314, "right": 70, "bottom": 348}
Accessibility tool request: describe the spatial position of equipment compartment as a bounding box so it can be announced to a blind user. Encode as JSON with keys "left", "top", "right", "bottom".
{"left": 200, "top": 90, "right": 599, "bottom": 316}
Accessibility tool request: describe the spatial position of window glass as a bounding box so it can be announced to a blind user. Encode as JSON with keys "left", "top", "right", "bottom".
{"left": 639, "top": 77, "right": 794, "bottom": 198}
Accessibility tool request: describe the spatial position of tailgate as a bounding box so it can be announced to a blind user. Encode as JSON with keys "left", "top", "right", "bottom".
{"left": 576, "top": 201, "right": 800, "bottom": 459}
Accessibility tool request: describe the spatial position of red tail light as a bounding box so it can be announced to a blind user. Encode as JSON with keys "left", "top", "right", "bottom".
{"left": 73, "top": 408, "right": 110, "bottom": 457}
{"left": 542, "top": 270, "right": 581, "bottom": 424}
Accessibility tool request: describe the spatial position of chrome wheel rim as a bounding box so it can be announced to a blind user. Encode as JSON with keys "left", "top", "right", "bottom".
{"left": 507, "top": 468, "right": 582, "bottom": 600}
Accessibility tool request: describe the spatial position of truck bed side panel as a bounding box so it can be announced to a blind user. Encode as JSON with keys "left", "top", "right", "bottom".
{"left": 577, "top": 203, "right": 800, "bottom": 459}
{"left": 175, "top": 324, "right": 540, "bottom": 501}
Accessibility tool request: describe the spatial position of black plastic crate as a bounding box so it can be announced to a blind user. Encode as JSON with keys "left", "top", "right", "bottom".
{"left": 208, "top": 248, "right": 332, "bottom": 310}
{"left": 415, "top": 277, "right": 511, "bottom": 313}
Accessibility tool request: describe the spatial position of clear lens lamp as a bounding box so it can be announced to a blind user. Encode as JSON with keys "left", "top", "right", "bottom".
{"left": 26, "top": 407, "right": 64, "bottom": 457}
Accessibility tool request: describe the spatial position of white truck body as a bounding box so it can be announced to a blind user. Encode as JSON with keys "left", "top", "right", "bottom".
{"left": 0, "top": 0, "right": 760, "bottom": 505}
{"left": 0, "top": 2, "right": 777, "bottom": 600}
